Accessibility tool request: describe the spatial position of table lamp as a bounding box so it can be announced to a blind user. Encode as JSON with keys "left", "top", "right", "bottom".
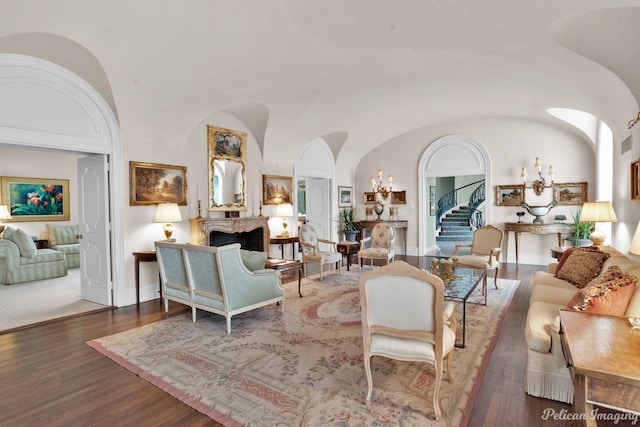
{"left": 579, "top": 201, "right": 617, "bottom": 246}
{"left": 154, "top": 202, "right": 182, "bottom": 239}
{"left": 276, "top": 203, "right": 294, "bottom": 237}
{"left": 0, "top": 205, "right": 11, "bottom": 233}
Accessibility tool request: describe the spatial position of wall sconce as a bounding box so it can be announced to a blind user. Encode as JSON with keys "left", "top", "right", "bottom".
{"left": 0, "top": 205, "right": 11, "bottom": 233}
{"left": 370, "top": 169, "right": 393, "bottom": 199}
{"left": 579, "top": 201, "right": 617, "bottom": 246}
{"left": 276, "top": 203, "right": 294, "bottom": 237}
{"left": 154, "top": 202, "right": 182, "bottom": 239}
{"left": 521, "top": 157, "right": 554, "bottom": 196}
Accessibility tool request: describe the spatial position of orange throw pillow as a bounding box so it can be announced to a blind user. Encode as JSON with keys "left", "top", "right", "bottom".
{"left": 566, "top": 274, "right": 637, "bottom": 317}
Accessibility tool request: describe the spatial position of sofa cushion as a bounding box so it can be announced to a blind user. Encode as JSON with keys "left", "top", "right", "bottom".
{"left": 532, "top": 271, "right": 579, "bottom": 291}
{"left": 566, "top": 274, "right": 637, "bottom": 316}
{"left": 555, "top": 248, "right": 610, "bottom": 288}
{"left": 530, "top": 284, "right": 578, "bottom": 306}
{"left": 239, "top": 249, "right": 268, "bottom": 272}
{"left": 2, "top": 227, "right": 37, "bottom": 258}
{"left": 46, "top": 224, "right": 79, "bottom": 246}
{"left": 526, "top": 301, "right": 563, "bottom": 353}
{"left": 19, "top": 248, "right": 66, "bottom": 265}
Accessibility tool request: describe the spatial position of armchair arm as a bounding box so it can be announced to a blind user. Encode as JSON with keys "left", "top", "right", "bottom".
{"left": 318, "top": 239, "right": 337, "bottom": 250}
{"left": 0, "top": 239, "right": 20, "bottom": 268}
{"left": 443, "top": 301, "right": 457, "bottom": 334}
{"left": 452, "top": 243, "right": 471, "bottom": 255}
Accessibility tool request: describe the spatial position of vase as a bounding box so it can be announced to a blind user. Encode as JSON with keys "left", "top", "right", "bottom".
{"left": 374, "top": 202, "right": 384, "bottom": 220}
{"left": 343, "top": 230, "right": 359, "bottom": 242}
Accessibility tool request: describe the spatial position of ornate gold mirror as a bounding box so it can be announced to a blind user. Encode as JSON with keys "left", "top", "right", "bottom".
{"left": 207, "top": 125, "right": 247, "bottom": 211}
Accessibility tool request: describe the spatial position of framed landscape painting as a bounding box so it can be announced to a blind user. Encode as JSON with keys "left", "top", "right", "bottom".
{"left": 0, "top": 176, "right": 70, "bottom": 221}
{"left": 262, "top": 174, "right": 292, "bottom": 205}
{"left": 553, "top": 182, "right": 588, "bottom": 205}
{"left": 496, "top": 185, "right": 524, "bottom": 206}
{"left": 129, "top": 161, "right": 187, "bottom": 206}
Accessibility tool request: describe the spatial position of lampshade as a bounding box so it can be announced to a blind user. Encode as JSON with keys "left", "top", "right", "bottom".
{"left": 154, "top": 203, "right": 182, "bottom": 239}
{"left": 0, "top": 205, "right": 10, "bottom": 233}
{"left": 579, "top": 201, "right": 617, "bottom": 246}
{"left": 0, "top": 205, "right": 11, "bottom": 220}
{"left": 630, "top": 222, "right": 640, "bottom": 257}
{"left": 276, "top": 203, "right": 294, "bottom": 218}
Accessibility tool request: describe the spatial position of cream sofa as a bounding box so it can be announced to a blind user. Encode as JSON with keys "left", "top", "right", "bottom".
{"left": 525, "top": 246, "right": 640, "bottom": 403}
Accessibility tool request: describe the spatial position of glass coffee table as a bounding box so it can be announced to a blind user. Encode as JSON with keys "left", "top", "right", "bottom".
{"left": 442, "top": 267, "right": 487, "bottom": 348}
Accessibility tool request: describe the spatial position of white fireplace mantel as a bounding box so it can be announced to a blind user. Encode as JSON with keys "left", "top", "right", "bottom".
{"left": 189, "top": 217, "right": 270, "bottom": 251}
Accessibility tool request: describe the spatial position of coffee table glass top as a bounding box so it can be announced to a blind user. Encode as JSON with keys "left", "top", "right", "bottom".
{"left": 441, "top": 267, "right": 486, "bottom": 301}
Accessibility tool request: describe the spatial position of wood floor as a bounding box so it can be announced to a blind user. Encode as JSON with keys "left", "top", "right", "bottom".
{"left": 0, "top": 257, "right": 622, "bottom": 426}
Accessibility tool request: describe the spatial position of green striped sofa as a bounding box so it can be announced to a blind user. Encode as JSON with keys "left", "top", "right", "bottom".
{"left": 0, "top": 227, "right": 67, "bottom": 285}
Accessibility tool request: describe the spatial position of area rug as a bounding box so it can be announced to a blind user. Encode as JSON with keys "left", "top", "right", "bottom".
{"left": 88, "top": 270, "right": 520, "bottom": 427}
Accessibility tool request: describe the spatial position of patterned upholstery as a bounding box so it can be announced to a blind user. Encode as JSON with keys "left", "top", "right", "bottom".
{"left": 358, "top": 222, "right": 396, "bottom": 268}
{"left": 0, "top": 231, "right": 67, "bottom": 285}
{"left": 299, "top": 224, "right": 342, "bottom": 281}
{"left": 41, "top": 225, "right": 80, "bottom": 268}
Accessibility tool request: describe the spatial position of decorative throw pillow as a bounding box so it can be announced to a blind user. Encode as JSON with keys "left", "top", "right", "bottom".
{"left": 2, "top": 227, "right": 38, "bottom": 258}
{"left": 555, "top": 247, "right": 610, "bottom": 288}
{"left": 566, "top": 275, "right": 637, "bottom": 316}
{"left": 46, "top": 224, "right": 79, "bottom": 246}
{"left": 585, "top": 265, "right": 623, "bottom": 288}
{"left": 240, "top": 249, "right": 267, "bottom": 271}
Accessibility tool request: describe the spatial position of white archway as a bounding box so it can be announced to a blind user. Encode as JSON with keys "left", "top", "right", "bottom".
{"left": 418, "top": 134, "right": 491, "bottom": 255}
{"left": 0, "top": 53, "right": 125, "bottom": 305}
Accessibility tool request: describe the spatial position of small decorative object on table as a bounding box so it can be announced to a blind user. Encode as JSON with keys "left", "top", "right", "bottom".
{"left": 516, "top": 211, "right": 525, "bottom": 223}
{"left": 374, "top": 202, "right": 384, "bottom": 220}
{"left": 629, "top": 317, "right": 640, "bottom": 329}
{"left": 431, "top": 258, "right": 461, "bottom": 284}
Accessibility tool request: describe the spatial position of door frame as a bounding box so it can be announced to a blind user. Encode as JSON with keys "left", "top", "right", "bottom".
{"left": 0, "top": 54, "right": 125, "bottom": 306}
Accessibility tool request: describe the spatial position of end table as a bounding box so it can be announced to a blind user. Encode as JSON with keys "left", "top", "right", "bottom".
{"left": 337, "top": 241, "right": 360, "bottom": 271}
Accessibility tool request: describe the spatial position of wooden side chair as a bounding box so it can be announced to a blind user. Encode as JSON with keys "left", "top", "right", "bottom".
{"left": 298, "top": 224, "right": 342, "bottom": 281}
{"left": 358, "top": 222, "right": 395, "bottom": 268}
{"left": 452, "top": 224, "right": 503, "bottom": 294}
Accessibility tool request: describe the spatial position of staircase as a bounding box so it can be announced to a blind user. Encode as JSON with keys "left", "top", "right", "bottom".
{"left": 436, "top": 206, "right": 474, "bottom": 254}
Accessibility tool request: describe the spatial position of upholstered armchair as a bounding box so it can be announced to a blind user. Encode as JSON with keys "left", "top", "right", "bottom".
{"left": 154, "top": 242, "right": 283, "bottom": 334}
{"left": 452, "top": 224, "right": 503, "bottom": 294}
{"left": 298, "top": 224, "right": 342, "bottom": 281}
{"left": 358, "top": 222, "right": 395, "bottom": 268}
{"left": 359, "top": 261, "right": 456, "bottom": 420}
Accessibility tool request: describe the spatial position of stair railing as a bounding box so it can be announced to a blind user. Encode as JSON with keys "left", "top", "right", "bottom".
{"left": 436, "top": 180, "right": 485, "bottom": 229}
{"left": 468, "top": 182, "right": 486, "bottom": 228}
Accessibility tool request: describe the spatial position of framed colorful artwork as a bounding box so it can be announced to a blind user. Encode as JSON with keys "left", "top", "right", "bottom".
{"left": 0, "top": 176, "right": 70, "bottom": 221}
{"left": 129, "top": 161, "right": 187, "bottom": 206}
{"left": 262, "top": 174, "right": 292, "bottom": 205}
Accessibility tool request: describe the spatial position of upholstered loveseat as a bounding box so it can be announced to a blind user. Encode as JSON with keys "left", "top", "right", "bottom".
{"left": 525, "top": 245, "right": 640, "bottom": 403}
{"left": 154, "top": 241, "right": 284, "bottom": 334}
{"left": 40, "top": 224, "right": 80, "bottom": 268}
{"left": 0, "top": 226, "right": 67, "bottom": 285}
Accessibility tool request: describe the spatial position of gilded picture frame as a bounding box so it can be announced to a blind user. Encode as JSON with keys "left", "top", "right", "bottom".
{"left": 391, "top": 190, "right": 406, "bottom": 205}
{"left": 632, "top": 159, "right": 640, "bottom": 201}
{"left": 262, "top": 174, "right": 292, "bottom": 205}
{"left": 363, "top": 192, "right": 376, "bottom": 205}
{"left": 496, "top": 184, "right": 525, "bottom": 206}
{"left": 0, "top": 176, "right": 70, "bottom": 221}
{"left": 553, "top": 182, "right": 588, "bottom": 205}
{"left": 129, "top": 161, "right": 187, "bottom": 206}
{"left": 208, "top": 125, "right": 247, "bottom": 211}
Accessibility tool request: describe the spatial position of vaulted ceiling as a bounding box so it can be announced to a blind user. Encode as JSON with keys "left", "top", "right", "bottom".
{"left": 0, "top": 1, "right": 638, "bottom": 168}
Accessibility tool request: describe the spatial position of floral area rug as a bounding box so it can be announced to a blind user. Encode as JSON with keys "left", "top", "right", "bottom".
{"left": 87, "top": 270, "right": 519, "bottom": 427}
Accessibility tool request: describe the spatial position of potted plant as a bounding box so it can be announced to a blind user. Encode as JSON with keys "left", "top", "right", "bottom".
{"left": 337, "top": 207, "right": 362, "bottom": 241}
{"left": 567, "top": 209, "right": 593, "bottom": 246}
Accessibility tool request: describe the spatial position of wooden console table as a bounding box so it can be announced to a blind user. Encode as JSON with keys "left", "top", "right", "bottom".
{"left": 560, "top": 310, "right": 640, "bottom": 426}
{"left": 269, "top": 235, "right": 298, "bottom": 260}
{"left": 359, "top": 220, "right": 408, "bottom": 255}
{"left": 132, "top": 250, "right": 161, "bottom": 304}
{"left": 504, "top": 222, "right": 570, "bottom": 267}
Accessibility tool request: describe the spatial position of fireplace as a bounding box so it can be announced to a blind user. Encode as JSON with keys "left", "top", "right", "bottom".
{"left": 189, "top": 217, "right": 270, "bottom": 252}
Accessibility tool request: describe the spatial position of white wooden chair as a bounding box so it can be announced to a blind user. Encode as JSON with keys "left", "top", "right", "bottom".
{"left": 298, "top": 224, "right": 342, "bottom": 281}
{"left": 359, "top": 261, "right": 456, "bottom": 420}
{"left": 358, "top": 222, "right": 395, "bottom": 268}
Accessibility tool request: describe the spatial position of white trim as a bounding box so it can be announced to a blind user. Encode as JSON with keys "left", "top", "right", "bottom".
{"left": 418, "top": 134, "right": 491, "bottom": 255}
{"left": 0, "top": 53, "right": 125, "bottom": 306}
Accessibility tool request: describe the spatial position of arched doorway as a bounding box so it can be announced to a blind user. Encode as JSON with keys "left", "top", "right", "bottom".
{"left": 418, "top": 135, "right": 491, "bottom": 255}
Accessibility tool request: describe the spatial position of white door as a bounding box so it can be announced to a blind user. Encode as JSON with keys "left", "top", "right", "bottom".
{"left": 304, "top": 178, "right": 331, "bottom": 239}
{"left": 77, "top": 155, "right": 112, "bottom": 305}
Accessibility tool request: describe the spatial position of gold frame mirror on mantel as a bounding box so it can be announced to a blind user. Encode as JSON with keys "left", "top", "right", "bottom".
{"left": 207, "top": 125, "right": 247, "bottom": 211}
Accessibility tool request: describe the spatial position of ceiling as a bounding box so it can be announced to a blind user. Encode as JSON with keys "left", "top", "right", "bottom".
{"left": 0, "top": 0, "right": 639, "bottom": 168}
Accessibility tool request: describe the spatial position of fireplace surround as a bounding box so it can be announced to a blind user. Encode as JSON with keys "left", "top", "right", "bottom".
{"left": 189, "top": 217, "right": 270, "bottom": 252}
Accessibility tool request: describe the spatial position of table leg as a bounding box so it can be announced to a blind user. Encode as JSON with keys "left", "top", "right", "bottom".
{"left": 504, "top": 230, "right": 509, "bottom": 264}
{"left": 135, "top": 257, "right": 140, "bottom": 305}
{"left": 514, "top": 231, "right": 520, "bottom": 268}
{"left": 457, "top": 299, "right": 467, "bottom": 349}
{"left": 298, "top": 268, "right": 302, "bottom": 297}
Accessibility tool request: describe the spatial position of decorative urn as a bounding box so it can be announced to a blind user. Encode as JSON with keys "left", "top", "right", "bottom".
{"left": 519, "top": 201, "right": 556, "bottom": 224}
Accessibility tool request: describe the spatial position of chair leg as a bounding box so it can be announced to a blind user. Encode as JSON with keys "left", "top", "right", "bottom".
{"left": 494, "top": 267, "right": 499, "bottom": 289}
{"left": 226, "top": 317, "right": 231, "bottom": 335}
{"left": 445, "top": 353, "right": 454, "bottom": 382}
{"left": 319, "top": 263, "right": 323, "bottom": 281}
{"left": 364, "top": 355, "right": 374, "bottom": 403}
{"left": 433, "top": 364, "right": 443, "bottom": 420}
{"left": 191, "top": 306, "right": 196, "bottom": 322}
{"left": 482, "top": 274, "right": 487, "bottom": 295}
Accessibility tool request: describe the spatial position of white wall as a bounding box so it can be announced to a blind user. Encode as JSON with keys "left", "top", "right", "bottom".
{"left": 355, "top": 117, "right": 595, "bottom": 265}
